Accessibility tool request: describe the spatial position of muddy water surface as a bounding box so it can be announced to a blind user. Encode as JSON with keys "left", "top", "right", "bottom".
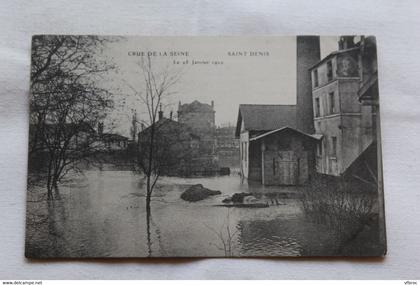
{"left": 26, "top": 170, "right": 335, "bottom": 257}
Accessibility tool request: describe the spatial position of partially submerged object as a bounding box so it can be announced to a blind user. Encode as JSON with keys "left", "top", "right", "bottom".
{"left": 180, "top": 184, "right": 221, "bottom": 202}
{"left": 220, "top": 192, "right": 269, "bottom": 208}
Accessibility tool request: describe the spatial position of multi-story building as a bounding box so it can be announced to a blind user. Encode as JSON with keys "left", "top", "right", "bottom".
{"left": 177, "top": 100, "right": 216, "bottom": 154}
{"left": 310, "top": 36, "right": 375, "bottom": 176}
{"left": 215, "top": 125, "right": 240, "bottom": 168}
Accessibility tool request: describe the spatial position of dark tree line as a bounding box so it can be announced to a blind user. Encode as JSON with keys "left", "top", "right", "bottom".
{"left": 29, "top": 35, "right": 116, "bottom": 199}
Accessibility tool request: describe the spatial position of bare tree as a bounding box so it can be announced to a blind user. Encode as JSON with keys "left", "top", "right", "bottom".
{"left": 205, "top": 209, "right": 239, "bottom": 257}
{"left": 130, "top": 109, "right": 138, "bottom": 142}
{"left": 300, "top": 175, "right": 376, "bottom": 254}
{"left": 131, "top": 55, "right": 182, "bottom": 214}
{"left": 125, "top": 56, "right": 186, "bottom": 256}
{"left": 29, "top": 35, "right": 116, "bottom": 200}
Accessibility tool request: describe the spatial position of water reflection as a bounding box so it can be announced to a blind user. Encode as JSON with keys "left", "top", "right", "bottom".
{"left": 26, "top": 169, "right": 335, "bottom": 258}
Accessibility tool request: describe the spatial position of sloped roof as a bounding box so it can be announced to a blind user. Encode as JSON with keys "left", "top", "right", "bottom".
{"left": 249, "top": 127, "right": 321, "bottom": 142}
{"left": 138, "top": 118, "right": 200, "bottom": 140}
{"left": 235, "top": 104, "right": 297, "bottom": 138}
{"left": 139, "top": 118, "right": 180, "bottom": 133}
{"left": 309, "top": 46, "right": 360, "bottom": 70}
{"left": 358, "top": 71, "right": 378, "bottom": 102}
{"left": 178, "top": 100, "right": 213, "bottom": 113}
{"left": 102, "top": 133, "right": 128, "bottom": 141}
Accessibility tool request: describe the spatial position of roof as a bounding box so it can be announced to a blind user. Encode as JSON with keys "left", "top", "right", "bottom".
{"left": 249, "top": 127, "right": 322, "bottom": 142}
{"left": 178, "top": 100, "right": 214, "bottom": 113}
{"left": 139, "top": 118, "right": 177, "bottom": 134}
{"left": 311, "top": 134, "right": 323, "bottom": 140}
{"left": 102, "top": 133, "right": 128, "bottom": 141}
{"left": 358, "top": 71, "right": 378, "bottom": 102}
{"left": 138, "top": 118, "right": 200, "bottom": 140}
{"left": 235, "top": 104, "right": 297, "bottom": 138}
{"left": 343, "top": 141, "right": 377, "bottom": 181}
{"left": 309, "top": 46, "right": 360, "bottom": 70}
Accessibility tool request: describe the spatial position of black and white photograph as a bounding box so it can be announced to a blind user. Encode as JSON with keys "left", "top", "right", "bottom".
{"left": 25, "top": 35, "right": 386, "bottom": 258}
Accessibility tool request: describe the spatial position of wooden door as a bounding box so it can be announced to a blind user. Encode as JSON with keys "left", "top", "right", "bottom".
{"left": 276, "top": 151, "right": 298, "bottom": 185}
{"left": 264, "top": 150, "right": 309, "bottom": 185}
{"left": 297, "top": 151, "right": 309, "bottom": 184}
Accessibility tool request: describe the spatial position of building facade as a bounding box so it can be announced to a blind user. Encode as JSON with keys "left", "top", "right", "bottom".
{"left": 137, "top": 116, "right": 200, "bottom": 176}
{"left": 100, "top": 133, "right": 128, "bottom": 151}
{"left": 250, "top": 128, "right": 317, "bottom": 185}
{"left": 96, "top": 122, "right": 129, "bottom": 152}
{"left": 310, "top": 37, "right": 375, "bottom": 176}
{"left": 215, "top": 126, "right": 240, "bottom": 168}
{"left": 178, "top": 100, "right": 216, "bottom": 154}
{"left": 356, "top": 35, "right": 386, "bottom": 249}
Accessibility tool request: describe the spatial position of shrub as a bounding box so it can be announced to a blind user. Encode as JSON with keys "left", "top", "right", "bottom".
{"left": 300, "top": 174, "right": 377, "bottom": 254}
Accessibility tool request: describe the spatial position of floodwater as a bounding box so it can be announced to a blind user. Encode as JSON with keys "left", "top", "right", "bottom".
{"left": 25, "top": 169, "right": 335, "bottom": 258}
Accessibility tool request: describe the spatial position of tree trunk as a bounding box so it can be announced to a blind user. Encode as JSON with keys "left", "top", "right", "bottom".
{"left": 46, "top": 150, "right": 60, "bottom": 200}
{"left": 146, "top": 211, "right": 152, "bottom": 257}
{"left": 47, "top": 184, "right": 53, "bottom": 200}
{"left": 47, "top": 161, "right": 53, "bottom": 200}
{"left": 145, "top": 173, "right": 152, "bottom": 257}
{"left": 146, "top": 190, "right": 152, "bottom": 257}
{"left": 53, "top": 178, "right": 61, "bottom": 200}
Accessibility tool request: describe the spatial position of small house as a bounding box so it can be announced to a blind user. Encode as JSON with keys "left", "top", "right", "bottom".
{"left": 101, "top": 133, "right": 128, "bottom": 151}
{"left": 250, "top": 127, "right": 319, "bottom": 185}
{"left": 235, "top": 104, "right": 319, "bottom": 185}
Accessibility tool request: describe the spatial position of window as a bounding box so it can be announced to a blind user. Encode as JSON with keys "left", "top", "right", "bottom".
{"left": 327, "top": 60, "right": 333, "bottom": 81}
{"left": 313, "top": 69, "right": 319, "bottom": 87}
{"left": 317, "top": 142, "right": 322, "bottom": 156}
{"left": 329, "top": 92, "right": 336, "bottom": 114}
{"left": 331, "top": 136, "right": 337, "bottom": 157}
{"left": 244, "top": 142, "right": 248, "bottom": 162}
{"left": 315, "top": 97, "right": 320, "bottom": 117}
{"left": 241, "top": 142, "right": 247, "bottom": 162}
{"left": 241, "top": 142, "right": 244, "bottom": 161}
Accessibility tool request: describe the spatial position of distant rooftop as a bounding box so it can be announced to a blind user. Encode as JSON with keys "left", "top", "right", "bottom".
{"left": 178, "top": 100, "right": 214, "bottom": 113}
{"left": 235, "top": 104, "right": 297, "bottom": 138}
{"left": 138, "top": 117, "right": 200, "bottom": 140}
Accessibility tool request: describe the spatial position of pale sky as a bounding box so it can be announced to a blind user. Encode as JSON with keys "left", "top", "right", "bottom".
{"left": 100, "top": 36, "right": 339, "bottom": 136}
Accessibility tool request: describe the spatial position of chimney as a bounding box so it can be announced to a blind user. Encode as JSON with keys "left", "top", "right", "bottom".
{"left": 158, "top": 104, "right": 163, "bottom": 120}
{"left": 211, "top": 100, "right": 214, "bottom": 109}
{"left": 178, "top": 101, "right": 181, "bottom": 110}
{"left": 170, "top": 111, "right": 173, "bottom": 120}
{"left": 338, "top": 36, "right": 356, "bottom": 50}
{"left": 296, "top": 36, "right": 320, "bottom": 134}
{"left": 98, "top": 122, "right": 103, "bottom": 136}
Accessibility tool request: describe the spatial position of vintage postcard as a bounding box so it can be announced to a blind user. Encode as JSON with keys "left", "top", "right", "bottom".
{"left": 26, "top": 36, "right": 386, "bottom": 258}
